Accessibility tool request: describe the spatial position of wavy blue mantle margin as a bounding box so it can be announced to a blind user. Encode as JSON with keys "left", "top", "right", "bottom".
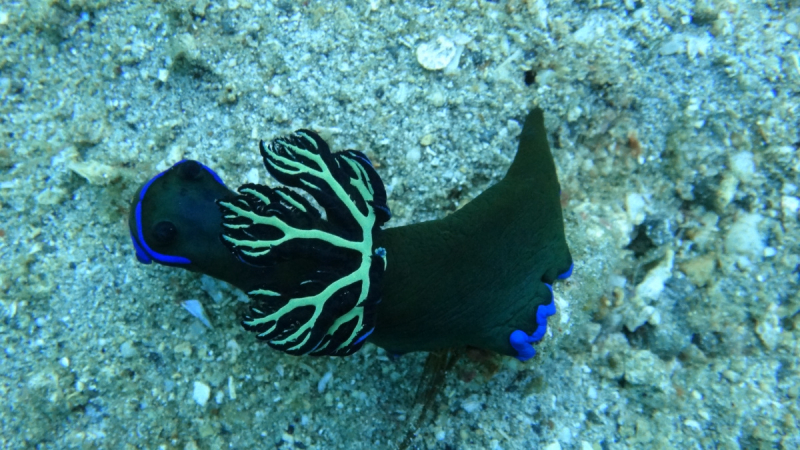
{"left": 510, "top": 262, "right": 573, "bottom": 361}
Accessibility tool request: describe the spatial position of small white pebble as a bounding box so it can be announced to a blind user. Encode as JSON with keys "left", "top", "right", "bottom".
{"left": 215, "top": 390, "right": 224, "bottom": 404}
{"left": 660, "top": 35, "right": 685, "bottom": 55}
{"left": 181, "top": 299, "right": 213, "bottom": 329}
{"left": 544, "top": 442, "right": 562, "bottom": 450}
{"left": 462, "top": 400, "right": 481, "bottom": 413}
{"left": 0, "top": 11, "right": 9, "bottom": 25}
{"left": 428, "top": 90, "right": 446, "bottom": 107}
{"left": 416, "top": 36, "right": 457, "bottom": 71}
{"left": 193, "top": 381, "right": 211, "bottom": 406}
{"left": 684, "top": 419, "right": 702, "bottom": 430}
{"left": 730, "top": 151, "right": 755, "bottom": 178}
{"left": 587, "top": 386, "right": 598, "bottom": 399}
{"left": 647, "top": 308, "right": 662, "bottom": 326}
{"left": 763, "top": 247, "right": 777, "bottom": 258}
{"left": 722, "top": 370, "right": 741, "bottom": 383}
{"left": 405, "top": 147, "right": 421, "bottom": 163}
{"left": 59, "top": 357, "right": 70, "bottom": 368}
{"left": 435, "top": 429, "right": 446, "bottom": 441}
{"left": 782, "top": 196, "right": 800, "bottom": 216}
{"left": 157, "top": 69, "right": 169, "bottom": 83}
{"left": 119, "top": 340, "right": 138, "bottom": 358}
{"left": 317, "top": 371, "right": 333, "bottom": 393}
{"left": 625, "top": 193, "right": 647, "bottom": 225}
{"left": 228, "top": 376, "right": 237, "bottom": 400}
{"left": 246, "top": 168, "right": 260, "bottom": 184}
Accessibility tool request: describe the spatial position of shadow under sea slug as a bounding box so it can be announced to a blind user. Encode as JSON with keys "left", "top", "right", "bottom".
{"left": 128, "top": 108, "right": 573, "bottom": 361}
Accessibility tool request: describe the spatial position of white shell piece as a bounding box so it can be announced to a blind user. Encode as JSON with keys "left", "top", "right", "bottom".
{"left": 416, "top": 36, "right": 457, "bottom": 71}
{"left": 317, "top": 371, "right": 333, "bottom": 393}
{"left": 182, "top": 299, "right": 213, "bottom": 329}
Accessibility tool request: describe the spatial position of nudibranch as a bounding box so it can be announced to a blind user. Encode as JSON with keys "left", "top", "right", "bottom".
{"left": 128, "top": 108, "right": 573, "bottom": 361}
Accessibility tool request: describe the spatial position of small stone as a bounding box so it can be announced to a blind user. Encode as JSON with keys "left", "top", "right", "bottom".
{"left": 684, "top": 419, "right": 702, "bottom": 430}
{"left": 157, "top": 69, "right": 169, "bottom": 83}
{"left": 625, "top": 193, "right": 647, "bottom": 226}
{"left": 428, "top": 90, "right": 446, "bottom": 107}
{"left": 193, "top": 0, "right": 210, "bottom": 16}
{"left": 587, "top": 386, "right": 597, "bottom": 399}
{"left": 68, "top": 160, "right": 120, "bottom": 186}
{"left": 0, "top": 12, "right": 9, "bottom": 25}
{"left": 725, "top": 213, "right": 764, "bottom": 258}
{"left": 660, "top": 34, "right": 685, "bottom": 55}
{"left": 624, "top": 349, "right": 667, "bottom": 386}
{"left": 544, "top": 442, "right": 562, "bottom": 450}
{"left": 567, "top": 105, "right": 583, "bottom": 122}
{"left": 420, "top": 134, "right": 434, "bottom": 146}
{"left": 716, "top": 174, "right": 738, "bottom": 209}
{"left": 722, "top": 369, "right": 740, "bottom": 383}
{"left": 647, "top": 308, "right": 661, "bottom": 326}
{"left": 686, "top": 33, "right": 712, "bottom": 59}
{"left": 228, "top": 376, "right": 237, "bottom": 400}
{"left": 755, "top": 303, "right": 780, "bottom": 351}
{"left": 416, "top": 36, "right": 457, "bottom": 71}
{"left": 392, "top": 83, "right": 411, "bottom": 104}
{"left": 36, "top": 187, "right": 68, "bottom": 205}
{"left": 246, "top": 168, "right": 260, "bottom": 184}
{"left": 729, "top": 151, "right": 755, "bottom": 179}
{"left": 193, "top": 381, "right": 211, "bottom": 406}
{"left": 181, "top": 299, "right": 213, "bottom": 329}
{"left": 119, "top": 340, "right": 137, "bottom": 358}
{"left": 634, "top": 249, "right": 674, "bottom": 300}
{"left": 405, "top": 148, "right": 421, "bottom": 163}
{"left": 782, "top": 195, "right": 800, "bottom": 219}
{"left": 174, "top": 341, "right": 192, "bottom": 357}
{"left": 679, "top": 254, "right": 716, "bottom": 287}
{"left": 461, "top": 398, "right": 481, "bottom": 413}
{"left": 317, "top": 371, "right": 333, "bottom": 393}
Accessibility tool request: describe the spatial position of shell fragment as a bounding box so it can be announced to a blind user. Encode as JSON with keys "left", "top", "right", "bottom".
{"left": 416, "top": 36, "right": 457, "bottom": 71}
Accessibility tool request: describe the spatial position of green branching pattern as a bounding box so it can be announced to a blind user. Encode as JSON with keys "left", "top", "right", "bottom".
{"left": 218, "top": 130, "right": 389, "bottom": 356}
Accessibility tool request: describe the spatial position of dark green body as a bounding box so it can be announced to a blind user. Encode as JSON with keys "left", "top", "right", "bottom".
{"left": 129, "top": 109, "right": 572, "bottom": 358}
{"left": 372, "top": 109, "right": 572, "bottom": 355}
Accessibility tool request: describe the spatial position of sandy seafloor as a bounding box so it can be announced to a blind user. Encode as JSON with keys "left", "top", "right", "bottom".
{"left": 1, "top": 0, "right": 799, "bottom": 448}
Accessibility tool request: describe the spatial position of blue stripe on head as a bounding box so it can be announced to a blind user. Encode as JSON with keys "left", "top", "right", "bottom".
{"left": 135, "top": 201, "right": 191, "bottom": 265}
{"left": 130, "top": 230, "right": 152, "bottom": 264}
{"left": 198, "top": 161, "right": 227, "bottom": 187}
{"left": 131, "top": 163, "right": 201, "bottom": 266}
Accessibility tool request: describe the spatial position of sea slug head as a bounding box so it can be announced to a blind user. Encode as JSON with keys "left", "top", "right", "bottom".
{"left": 128, "top": 159, "right": 252, "bottom": 285}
